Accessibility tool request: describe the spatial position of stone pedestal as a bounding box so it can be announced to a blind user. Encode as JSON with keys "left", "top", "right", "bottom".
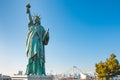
{"left": 28, "top": 75, "right": 54, "bottom": 80}
{"left": 11, "top": 75, "right": 27, "bottom": 80}
{"left": 11, "top": 75, "right": 54, "bottom": 80}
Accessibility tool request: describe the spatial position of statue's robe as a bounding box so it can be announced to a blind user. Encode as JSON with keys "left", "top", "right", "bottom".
{"left": 26, "top": 24, "right": 49, "bottom": 75}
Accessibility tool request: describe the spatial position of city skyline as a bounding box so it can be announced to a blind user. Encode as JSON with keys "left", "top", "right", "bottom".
{"left": 0, "top": 0, "right": 120, "bottom": 76}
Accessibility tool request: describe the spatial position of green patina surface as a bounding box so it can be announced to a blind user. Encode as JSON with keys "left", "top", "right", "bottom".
{"left": 26, "top": 3, "right": 49, "bottom": 76}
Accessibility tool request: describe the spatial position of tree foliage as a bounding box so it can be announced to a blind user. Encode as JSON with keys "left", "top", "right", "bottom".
{"left": 95, "top": 53, "right": 120, "bottom": 80}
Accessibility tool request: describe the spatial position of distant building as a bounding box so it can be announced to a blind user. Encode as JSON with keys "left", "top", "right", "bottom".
{"left": 0, "top": 74, "right": 11, "bottom": 80}
{"left": 113, "top": 75, "right": 120, "bottom": 80}
{"left": 53, "top": 66, "right": 96, "bottom": 80}
{"left": 17, "top": 71, "right": 23, "bottom": 75}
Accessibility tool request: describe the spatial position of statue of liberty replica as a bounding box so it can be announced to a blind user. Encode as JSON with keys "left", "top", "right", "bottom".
{"left": 26, "top": 3, "right": 49, "bottom": 76}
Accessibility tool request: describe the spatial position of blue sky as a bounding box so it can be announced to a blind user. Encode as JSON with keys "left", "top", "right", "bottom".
{"left": 0, "top": 0, "right": 120, "bottom": 75}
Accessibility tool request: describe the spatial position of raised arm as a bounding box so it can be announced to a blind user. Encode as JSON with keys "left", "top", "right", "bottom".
{"left": 26, "top": 3, "right": 33, "bottom": 26}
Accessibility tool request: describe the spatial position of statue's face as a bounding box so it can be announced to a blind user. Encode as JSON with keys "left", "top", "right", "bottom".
{"left": 34, "top": 16, "right": 41, "bottom": 25}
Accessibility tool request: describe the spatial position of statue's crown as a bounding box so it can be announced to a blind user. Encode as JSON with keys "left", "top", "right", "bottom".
{"left": 33, "top": 14, "right": 40, "bottom": 20}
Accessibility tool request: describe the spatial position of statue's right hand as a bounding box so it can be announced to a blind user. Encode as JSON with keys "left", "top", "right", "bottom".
{"left": 26, "top": 8, "right": 30, "bottom": 13}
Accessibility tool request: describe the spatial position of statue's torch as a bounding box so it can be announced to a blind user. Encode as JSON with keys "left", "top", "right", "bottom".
{"left": 26, "top": 3, "right": 31, "bottom": 13}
